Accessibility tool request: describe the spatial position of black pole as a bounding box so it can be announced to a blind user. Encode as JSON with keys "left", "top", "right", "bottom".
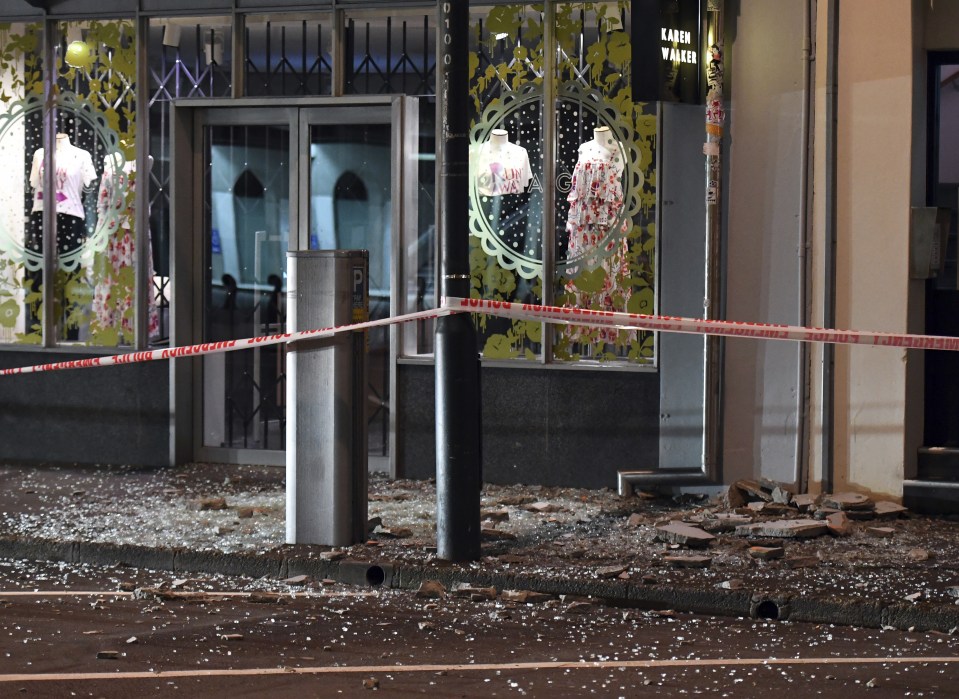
{"left": 435, "top": 0, "right": 481, "bottom": 562}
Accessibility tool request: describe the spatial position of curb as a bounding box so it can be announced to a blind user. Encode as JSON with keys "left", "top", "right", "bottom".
{"left": 2, "top": 535, "right": 958, "bottom": 633}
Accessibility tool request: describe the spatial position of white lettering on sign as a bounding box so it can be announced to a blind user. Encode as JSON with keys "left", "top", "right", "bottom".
{"left": 661, "top": 28, "right": 692, "bottom": 44}
{"left": 660, "top": 26, "right": 697, "bottom": 66}
{"left": 661, "top": 47, "right": 698, "bottom": 64}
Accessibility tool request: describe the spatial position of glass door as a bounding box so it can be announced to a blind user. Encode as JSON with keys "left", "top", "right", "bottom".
{"left": 198, "top": 113, "right": 294, "bottom": 464}
{"left": 301, "top": 106, "right": 395, "bottom": 467}
{"left": 923, "top": 54, "right": 959, "bottom": 468}
{"left": 190, "top": 99, "right": 409, "bottom": 469}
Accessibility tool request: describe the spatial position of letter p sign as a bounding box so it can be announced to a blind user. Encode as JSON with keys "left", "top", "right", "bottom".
{"left": 351, "top": 265, "right": 367, "bottom": 322}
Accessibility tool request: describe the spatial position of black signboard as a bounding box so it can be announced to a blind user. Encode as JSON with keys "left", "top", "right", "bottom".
{"left": 632, "top": 0, "right": 704, "bottom": 104}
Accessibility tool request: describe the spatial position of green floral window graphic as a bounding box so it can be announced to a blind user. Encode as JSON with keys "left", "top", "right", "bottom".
{"left": 0, "top": 23, "right": 42, "bottom": 344}
{"left": 0, "top": 20, "right": 145, "bottom": 346}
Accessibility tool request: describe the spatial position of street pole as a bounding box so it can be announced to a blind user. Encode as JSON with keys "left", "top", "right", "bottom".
{"left": 435, "top": 0, "right": 481, "bottom": 562}
{"left": 703, "top": 0, "right": 725, "bottom": 479}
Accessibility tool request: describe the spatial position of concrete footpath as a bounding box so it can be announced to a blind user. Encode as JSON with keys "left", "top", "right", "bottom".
{"left": 1, "top": 462, "right": 959, "bottom": 634}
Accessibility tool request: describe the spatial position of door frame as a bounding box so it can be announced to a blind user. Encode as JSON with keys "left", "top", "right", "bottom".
{"left": 169, "top": 96, "right": 416, "bottom": 472}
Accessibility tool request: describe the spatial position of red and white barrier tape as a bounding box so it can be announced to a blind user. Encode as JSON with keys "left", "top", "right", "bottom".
{"left": 0, "top": 307, "right": 453, "bottom": 377}
{"left": 4, "top": 295, "right": 959, "bottom": 378}
{"left": 444, "top": 297, "right": 959, "bottom": 351}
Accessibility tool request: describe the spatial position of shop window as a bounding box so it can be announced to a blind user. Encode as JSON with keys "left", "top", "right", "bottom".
{"left": 467, "top": 2, "right": 656, "bottom": 365}
{"left": 0, "top": 20, "right": 159, "bottom": 348}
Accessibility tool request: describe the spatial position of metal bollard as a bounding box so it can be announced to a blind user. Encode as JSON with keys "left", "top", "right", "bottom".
{"left": 285, "top": 250, "right": 369, "bottom": 546}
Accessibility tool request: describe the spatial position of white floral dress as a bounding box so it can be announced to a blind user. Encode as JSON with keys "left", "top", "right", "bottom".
{"left": 91, "top": 155, "right": 159, "bottom": 341}
{"left": 564, "top": 142, "right": 631, "bottom": 344}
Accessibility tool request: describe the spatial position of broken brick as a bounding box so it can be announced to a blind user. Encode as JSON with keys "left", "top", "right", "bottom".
{"left": 874, "top": 501, "right": 908, "bottom": 519}
{"left": 826, "top": 511, "right": 852, "bottom": 536}
{"left": 735, "top": 519, "right": 828, "bottom": 539}
{"left": 701, "top": 512, "right": 753, "bottom": 533}
{"left": 732, "top": 479, "right": 773, "bottom": 502}
{"left": 771, "top": 486, "right": 793, "bottom": 505}
{"left": 791, "top": 493, "right": 818, "bottom": 511}
{"left": 596, "top": 565, "right": 628, "bottom": 579}
{"left": 655, "top": 522, "right": 716, "bottom": 547}
{"left": 822, "top": 492, "right": 873, "bottom": 511}
{"left": 748, "top": 545, "right": 785, "bottom": 560}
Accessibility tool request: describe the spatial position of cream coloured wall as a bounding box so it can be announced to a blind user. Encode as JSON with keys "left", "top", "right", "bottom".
{"left": 809, "top": 0, "right": 916, "bottom": 498}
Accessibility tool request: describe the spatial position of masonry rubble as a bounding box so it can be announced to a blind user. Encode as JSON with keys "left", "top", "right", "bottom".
{"left": 631, "top": 480, "right": 911, "bottom": 556}
{"left": 747, "top": 545, "right": 784, "bottom": 560}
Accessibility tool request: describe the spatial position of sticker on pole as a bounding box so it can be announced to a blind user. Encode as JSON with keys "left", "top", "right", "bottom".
{"left": 352, "top": 266, "right": 367, "bottom": 324}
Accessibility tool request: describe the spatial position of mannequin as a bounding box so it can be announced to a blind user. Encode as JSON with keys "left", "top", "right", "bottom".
{"left": 563, "top": 125, "right": 631, "bottom": 345}
{"left": 25, "top": 134, "right": 97, "bottom": 337}
{"left": 475, "top": 128, "right": 532, "bottom": 196}
{"left": 29, "top": 133, "right": 98, "bottom": 221}
{"left": 91, "top": 151, "right": 160, "bottom": 341}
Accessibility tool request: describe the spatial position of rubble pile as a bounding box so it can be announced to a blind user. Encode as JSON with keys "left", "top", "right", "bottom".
{"left": 648, "top": 479, "right": 912, "bottom": 571}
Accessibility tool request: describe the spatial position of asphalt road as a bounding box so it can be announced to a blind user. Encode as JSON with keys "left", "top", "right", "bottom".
{"left": 0, "top": 558, "right": 957, "bottom": 698}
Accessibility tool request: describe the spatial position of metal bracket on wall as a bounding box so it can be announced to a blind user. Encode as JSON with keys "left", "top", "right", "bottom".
{"left": 617, "top": 469, "right": 713, "bottom": 497}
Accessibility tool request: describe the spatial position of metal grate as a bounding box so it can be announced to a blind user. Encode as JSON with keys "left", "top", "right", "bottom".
{"left": 148, "top": 18, "right": 233, "bottom": 343}
{"left": 244, "top": 18, "right": 333, "bottom": 96}
{"left": 344, "top": 14, "right": 435, "bottom": 96}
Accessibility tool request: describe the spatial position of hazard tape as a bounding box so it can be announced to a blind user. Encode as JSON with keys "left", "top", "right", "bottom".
{"left": 0, "top": 307, "right": 453, "bottom": 377}
{"left": 3, "top": 295, "right": 959, "bottom": 378}
{"left": 444, "top": 297, "right": 959, "bottom": 352}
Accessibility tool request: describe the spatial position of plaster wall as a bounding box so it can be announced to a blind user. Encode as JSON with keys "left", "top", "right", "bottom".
{"left": 722, "top": 0, "right": 806, "bottom": 487}
{"left": 810, "top": 0, "right": 915, "bottom": 498}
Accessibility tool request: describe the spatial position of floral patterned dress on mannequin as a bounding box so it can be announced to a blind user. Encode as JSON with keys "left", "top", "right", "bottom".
{"left": 91, "top": 152, "right": 159, "bottom": 342}
{"left": 563, "top": 127, "right": 631, "bottom": 345}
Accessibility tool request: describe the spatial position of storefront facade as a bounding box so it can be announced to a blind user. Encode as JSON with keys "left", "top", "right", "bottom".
{"left": 0, "top": 0, "right": 954, "bottom": 506}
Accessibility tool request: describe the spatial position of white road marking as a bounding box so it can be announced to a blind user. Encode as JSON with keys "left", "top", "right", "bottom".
{"left": 0, "top": 590, "right": 373, "bottom": 598}
{"left": 1, "top": 656, "right": 958, "bottom": 683}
